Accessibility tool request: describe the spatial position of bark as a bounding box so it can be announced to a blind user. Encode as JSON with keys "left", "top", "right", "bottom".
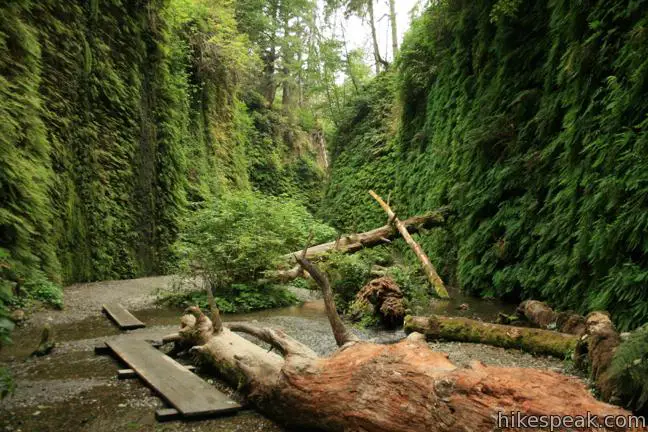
{"left": 369, "top": 191, "right": 449, "bottom": 298}
{"left": 517, "top": 300, "right": 586, "bottom": 335}
{"left": 367, "top": 0, "right": 388, "bottom": 73}
{"left": 575, "top": 312, "right": 623, "bottom": 402}
{"left": 350, "top": 277, "right": 405, "bottom": 328}
{"left": 404, "top": 315, "right": 578, "bottom": 358}
{"left": 388, "top": 0, "right": 398, "bottom": 58}
{"left": 172, "top": 259, "right": 638, "bottom": 432}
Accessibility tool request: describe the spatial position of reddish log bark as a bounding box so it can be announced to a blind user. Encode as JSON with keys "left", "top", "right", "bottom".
{"left": 169, "top": 257, "right": 639, "bottom": 432}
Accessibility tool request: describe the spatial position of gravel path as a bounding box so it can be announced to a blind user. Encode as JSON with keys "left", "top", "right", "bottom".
{"left": 0, "top": 276, "right": 575, "bottom": 432}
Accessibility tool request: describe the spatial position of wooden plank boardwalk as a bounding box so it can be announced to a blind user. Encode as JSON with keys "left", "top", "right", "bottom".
{"left": 106, "top": 338, "right": 242, "bottom": 418}
{"left": 102, "top": 303, "right": 145, "bottom": 330}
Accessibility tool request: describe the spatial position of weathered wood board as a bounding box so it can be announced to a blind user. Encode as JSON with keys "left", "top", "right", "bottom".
{"left": 118, "top": 365, "right": 195, "bottom": 379}
{"left": 106, "top": 338, "right": 242, "bottom": 418}
{"left": 102, "top": 303, "right": 145, "bottom": 330}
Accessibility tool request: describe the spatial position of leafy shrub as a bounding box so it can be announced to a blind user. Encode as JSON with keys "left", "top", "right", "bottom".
{"left": 168, "top": 191, "right": 335, "bottom": 311}
{"left": 385, "top": 266, "right": 429, "bottom": 313}
{"left": 323, "top": 252, "right": 374, "bottom": 312}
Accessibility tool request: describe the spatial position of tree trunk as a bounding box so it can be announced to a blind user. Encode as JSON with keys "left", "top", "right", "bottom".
{"left": 404, "top": 315, "right": 578, "bottom": 358}
{"left": 172, "top": 257, "right": 636, "bottom": 432}
{"left": 388, "top": 0, "right": 398, "bottom": 59}
{"left": 367, "top": 0, "right": 385, "bottom": 74}
{"left": 369, "top": 191, "right": 449, "bottom": 298}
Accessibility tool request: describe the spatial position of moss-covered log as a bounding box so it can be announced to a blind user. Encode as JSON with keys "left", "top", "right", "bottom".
{"left": 404, "top": 315, "right": 578, "bottom": 358}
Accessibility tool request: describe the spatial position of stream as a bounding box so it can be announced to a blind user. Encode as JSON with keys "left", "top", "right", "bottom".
{"left": 0, "top": 277, "right": 571, "bottom": 432}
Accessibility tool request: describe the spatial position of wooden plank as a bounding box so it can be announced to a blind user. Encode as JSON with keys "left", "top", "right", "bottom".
{"left": 106, "top": 338, "right": 241, "bottom": 417}
{"left": 118, "top": 365, "right": 195, "bottom": 379}
{"left": 155, "top": 408, "right": 180, "bottom": 422}
{"left": 102, "top": 303, "right": 145, "bottom": 330}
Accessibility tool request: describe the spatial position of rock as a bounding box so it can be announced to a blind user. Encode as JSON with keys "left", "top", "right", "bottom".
{"left": 457, "top": 303, "right": 469, "bottom": 311}
{"left": 10, "top": 310, "right": 25, "bottom": 323}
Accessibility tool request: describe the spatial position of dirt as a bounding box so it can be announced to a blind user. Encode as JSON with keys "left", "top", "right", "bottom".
{"left": 0, "top": 276, "right": 573, "bottom": 432}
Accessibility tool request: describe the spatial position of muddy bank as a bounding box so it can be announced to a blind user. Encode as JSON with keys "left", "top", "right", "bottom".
{"left": 0, "top": 276, "right": 572, "bottom": 432}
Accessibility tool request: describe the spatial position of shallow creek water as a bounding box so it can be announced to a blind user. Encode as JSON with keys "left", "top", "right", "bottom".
{"left": 0, "top": 280, "right": 569, "bottom": 432}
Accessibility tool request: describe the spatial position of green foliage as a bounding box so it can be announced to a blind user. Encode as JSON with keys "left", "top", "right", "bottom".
{"left": 158, "top": 282, "right": 299, "bottom": 313}
{"left": 326, "top": 0, "right": 648, "bottom": 330}
{"left": 175, "top": 191, "right": 336, "bottom": 291}
{"left": 609, "top": 325, "right": 648, "bottom": 414}
{"left": 0, "top": 0, "right": 326, "bottom": 324}
{"left": 321, "top": 72, "right": 400, "bottom": 231}
{"left": 323, "top": 251, "right": 375, "bottom": 311}
{"left": 385, "top": 265, "right": 428, "bottom": 311}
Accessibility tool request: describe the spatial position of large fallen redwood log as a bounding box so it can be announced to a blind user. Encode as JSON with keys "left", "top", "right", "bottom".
{"left": 405, "top": 308, "right": 631, "bottom": 410}
{"left": 167, "top": 255, "right": 637, "bottom": 431}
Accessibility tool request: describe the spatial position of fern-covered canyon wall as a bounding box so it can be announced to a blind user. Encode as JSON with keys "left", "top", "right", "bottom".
{"left": 0, "top": 0, "right": 325, "bottom": 300}
{"left": 323, "top": 0, "right": 648, "bottom": 330}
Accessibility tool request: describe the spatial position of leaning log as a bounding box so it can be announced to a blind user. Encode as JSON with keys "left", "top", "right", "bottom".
{"left": 404, "top": 315, "right": 578, "bottom": 358}
{"left": 369, "top": 191, "right": 449, "bottom": 298}
{"left": 176, "top": 257, "right": 636, "bottom": 431}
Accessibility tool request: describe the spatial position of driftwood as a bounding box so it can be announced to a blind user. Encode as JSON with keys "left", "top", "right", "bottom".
{"left": 170, "top": 255, "right": 637, "bottom": 431}
{"left": 369, "top": 191, "right": 449, "bottom": 298}
{"left": 404, "top": 315, "right": 578, "bottom": 358}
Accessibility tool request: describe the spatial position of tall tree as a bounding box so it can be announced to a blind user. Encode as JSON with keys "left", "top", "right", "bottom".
{"left": 388, "top": 0, "right": 398, "bottom": 58}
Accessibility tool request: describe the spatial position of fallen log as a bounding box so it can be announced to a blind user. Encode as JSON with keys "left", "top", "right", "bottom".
{"left": 369, "top": 191, "right": 449, "bottom": 298}
{"left": 404, "top": 315, "right": 578, "bottom": 358}
{"left": 176, "top": 254, "right": 635, "bottom": 431}
{"left": 282, "top": 209, "right": 448, "bottom": 261}
{"left": 517, "top": 300, "right": 586, "bottom": 335}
